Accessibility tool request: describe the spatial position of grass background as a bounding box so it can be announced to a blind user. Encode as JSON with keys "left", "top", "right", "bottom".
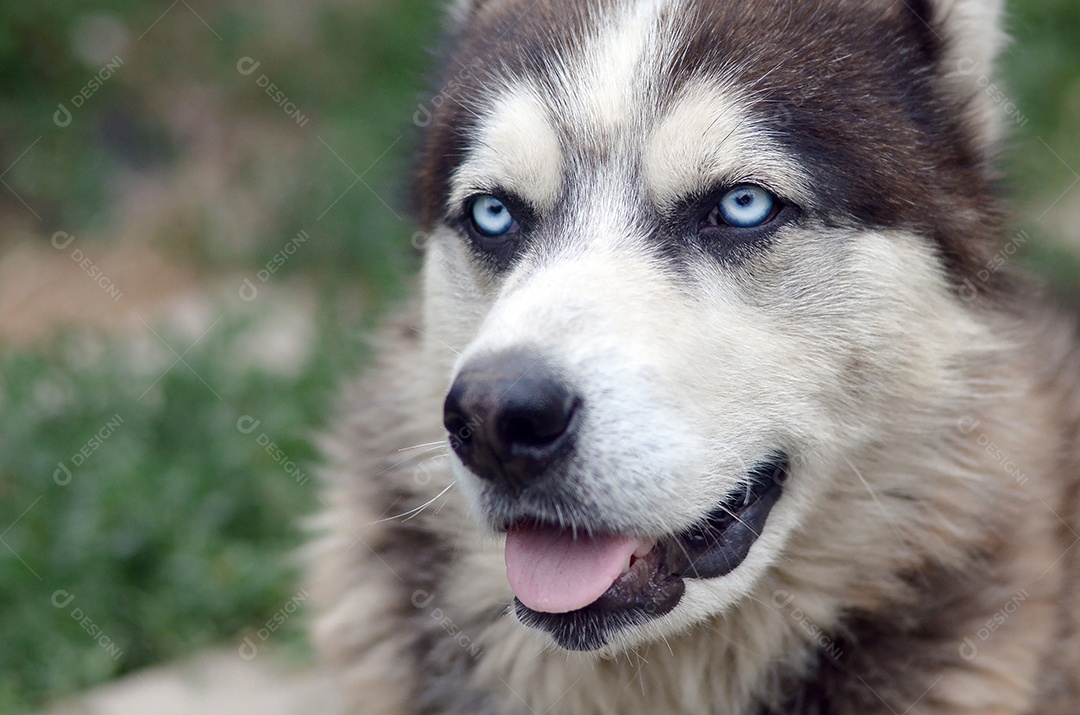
{"left": 0, "top": 1, "right": 1077, "bottom": 712}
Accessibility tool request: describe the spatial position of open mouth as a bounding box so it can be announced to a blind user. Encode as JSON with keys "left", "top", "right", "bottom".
{"left": 504, "top": 454, "right": 788, "bottom": 651}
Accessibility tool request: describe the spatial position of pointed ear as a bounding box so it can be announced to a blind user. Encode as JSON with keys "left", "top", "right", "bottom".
{"left": 928, "top": 0, "right": 1010, "bottom": 144}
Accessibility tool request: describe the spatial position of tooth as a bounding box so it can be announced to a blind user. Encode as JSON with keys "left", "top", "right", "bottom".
{"left": 633, "top": 540, "right": 656, "bottom": 559}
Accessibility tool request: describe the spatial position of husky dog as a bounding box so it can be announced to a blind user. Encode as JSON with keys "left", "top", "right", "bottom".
{"left": 311, "top": 0, "right": 1080, "bottom": 712}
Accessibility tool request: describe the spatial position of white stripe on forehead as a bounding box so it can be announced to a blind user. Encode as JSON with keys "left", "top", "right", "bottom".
{"left": 644, "top": 78, "right": 813, "bottom": 207}
{"left": 449, "top": 0, "right": 810, "bottom": 224}
{"left": 565, "top": 0, "right": 685, "bottom": 133}
{"left": 450, "top": 86, "right": 563, "bottom": 212}
{"left": 448, "top": 0, "right": 683, "bottom": 214}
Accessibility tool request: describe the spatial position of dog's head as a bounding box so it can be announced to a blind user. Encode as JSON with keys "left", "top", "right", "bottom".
{"left": 415, "top": 0, "right": 1008, "bottom": 652}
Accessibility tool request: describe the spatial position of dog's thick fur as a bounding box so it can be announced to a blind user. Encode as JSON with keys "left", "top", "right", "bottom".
{"left": 310, "top": 0, "right": 1080, "bottom": 713}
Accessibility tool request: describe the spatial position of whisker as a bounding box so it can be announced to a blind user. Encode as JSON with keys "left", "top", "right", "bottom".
{"left": 375, "top": 447, "right": 450, "bottom": 478}
{"left": 843, "top": 457, "right": 901, "bottom": 533}
{"left": 397, "top": 441, "right": 447, "bottom": 453}
{"left": 372, "top": 481, "right": 456, "bottom": 524}
{"left": 409, "top": 327, "right": 462, "bottom": 357}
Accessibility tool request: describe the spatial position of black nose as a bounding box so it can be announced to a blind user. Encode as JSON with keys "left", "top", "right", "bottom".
{"left": 443, "top": 350, "right": 578, "bottom": 490}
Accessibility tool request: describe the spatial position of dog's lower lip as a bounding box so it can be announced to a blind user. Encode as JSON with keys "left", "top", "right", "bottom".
{"left": 512, "top": 454, "right": 789, "bottom": 650}
{"left": 669, "top": 455, "right": 788, "bottom": 580}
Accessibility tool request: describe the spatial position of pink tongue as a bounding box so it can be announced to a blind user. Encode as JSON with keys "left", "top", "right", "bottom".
{"left": 504, "top": 525, "right": 640, "bottom": 614}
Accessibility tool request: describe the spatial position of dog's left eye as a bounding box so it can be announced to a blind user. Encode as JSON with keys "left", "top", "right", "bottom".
{"left": 469, "top": 195, "right": 518, "bottom": 237}
{"left": 708, "top": 185, "right": 780, "bottom": 228}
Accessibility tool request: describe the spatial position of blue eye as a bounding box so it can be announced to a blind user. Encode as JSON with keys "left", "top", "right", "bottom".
{"left": 714, "top": 185, "right": 779, "bottom": 228}
{"left": 469, "top": 195, "right": 516, "bottom": 237}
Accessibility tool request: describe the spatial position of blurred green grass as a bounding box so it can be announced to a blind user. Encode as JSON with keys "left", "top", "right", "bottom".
{"left": 0, "top": 1, "right": 442, "bottom": 711}
{"left": 0, "top": 316, "right": 345, "bottom": 710}
{"left": 0, "top": 0, "right": 1077, "bottom": 713}
{"left": 1001, "top": 0, "right": 1080, "bottom": 287}
{"left": 0, "top": 296, "right": 390, "bottom": 708}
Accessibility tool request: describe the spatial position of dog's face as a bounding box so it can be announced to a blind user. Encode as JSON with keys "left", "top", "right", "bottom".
{"left": 416, "top": 0, "right": 1004, "bottom": 652}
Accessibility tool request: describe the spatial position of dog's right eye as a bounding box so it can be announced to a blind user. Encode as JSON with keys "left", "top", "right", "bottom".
{"left": 469, "top": 195, "right": 518, "bottom": 237}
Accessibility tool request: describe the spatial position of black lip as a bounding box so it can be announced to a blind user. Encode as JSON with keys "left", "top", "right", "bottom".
{"left": 513, "top": 454, "right": 789, "bottom": 651}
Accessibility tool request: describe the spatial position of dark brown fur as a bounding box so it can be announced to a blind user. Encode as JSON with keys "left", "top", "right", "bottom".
{"left": 414, "top": 0, "right": 1010, "bottom": 298}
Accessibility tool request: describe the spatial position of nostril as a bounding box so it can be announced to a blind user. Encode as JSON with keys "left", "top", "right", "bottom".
{"left": 499, "top": 397, "right": 576, "bottom": 449}
{"left": 443, "top": 398, "right": 468, "bottom": 438}
{"left": 443, "top": 385, "right": 477, "bottom": 454}
{"left": 503, "top": 416, "right": 549, "bottom": 447}
{"left": 445, "top": 412, "right": 473, "bottom": 446}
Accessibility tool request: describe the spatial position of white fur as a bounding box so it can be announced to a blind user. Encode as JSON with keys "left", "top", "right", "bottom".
{"left": 566, "top": 0, "right": 684, "bottom": 133}
{"left": 935, "top": 0, "right": 1009, "bottom": 143}
{"left": 451, "top": 86, "right": 564, "bottom": 213}
{"left": 643, "top": 77, "right": 814, "bottom": 207}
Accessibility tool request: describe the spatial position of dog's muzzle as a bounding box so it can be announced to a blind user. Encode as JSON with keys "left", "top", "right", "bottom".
{"left": 443, "top": 349, "right": 788, "bottom": 651}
